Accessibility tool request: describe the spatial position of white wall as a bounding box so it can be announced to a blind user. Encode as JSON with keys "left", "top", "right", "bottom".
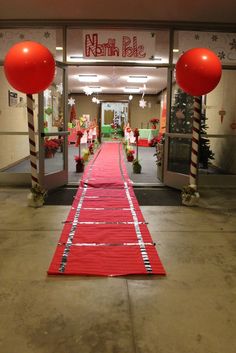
{"left": 70, "top": 93, "right": 160, "bottom": 129}
{"left": 206, "top": 70, "right": 236, "bottom": 173}
{"left": 0, "top": 67, "right": 38, "bottom": 170}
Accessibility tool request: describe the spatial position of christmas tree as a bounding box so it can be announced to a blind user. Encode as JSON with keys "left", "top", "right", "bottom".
{"left": 170, "top": 88, "right": 214, "bottom": 169}
{"left": 199, "top": 114, "right": 214, "bottom": 169}
{"left": 170, "top": 88, "right": 193, "bottom": 133}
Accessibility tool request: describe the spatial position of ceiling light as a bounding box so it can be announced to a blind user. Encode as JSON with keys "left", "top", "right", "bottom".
{"left": 127, "top": 75, "right": 148, "bottom": 83}
{"left": 89, "top": 86, "right": 102, "bottom": 93}
{"left": 56, "top": 47, "right": 63, "bottom": 51}
{"left": 78, "top": 75, "right": 99, "bottom": 83}
{"left": 124, "top": 87, "right": 140, "bottom": 93}
{"left": 70, "top": 54, "right": 83, "bottom": 59}
{"left": 173, "top": 49, "right": 179, "bottom": 53}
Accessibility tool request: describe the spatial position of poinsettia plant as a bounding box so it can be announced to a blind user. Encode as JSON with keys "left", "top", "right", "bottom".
{"left": 74, "top": 156, "right": 84, "bottom": 163}
{"left": 44, "top": 139, "right": 59, "bottom": 155}
{"left": 149, "top": 117, "right": 159, "bottom": 129}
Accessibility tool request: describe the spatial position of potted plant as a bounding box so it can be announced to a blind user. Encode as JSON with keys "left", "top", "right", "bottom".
{"left": 181, "top": 185, "right": 200, "bottom": 206}
{"left": 27, "top": 184, "right": 47, "bottom": 208}
{"left": 88, "top": 143, "right": 94, "bottom": 155}
{"left": 74, "top": 156, "right": 84, "bottom": 173}
{"left": 44, "top": 138, "right": 59, "bottom": 158}
{"left": 133, "top": 158, "right": 142, "bottom": 174}
{"left": 126, "top": 149, "right": 135, "bottom": 162}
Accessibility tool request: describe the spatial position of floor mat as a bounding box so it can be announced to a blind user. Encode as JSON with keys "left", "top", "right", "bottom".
{"left": 48, "top": 142, "right": 166, "bottom": 276}
{"left": 45, "top": 187, "right": 181, "bottom": 206}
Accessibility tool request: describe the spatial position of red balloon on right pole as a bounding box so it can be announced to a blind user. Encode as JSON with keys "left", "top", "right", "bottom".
{"left": 176, "top": 47, "right": 222, "bottom": 96}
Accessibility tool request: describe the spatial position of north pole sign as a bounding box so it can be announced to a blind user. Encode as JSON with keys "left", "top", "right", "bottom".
{"left": 83, "top": 31, "right": 155, "bottom": 60}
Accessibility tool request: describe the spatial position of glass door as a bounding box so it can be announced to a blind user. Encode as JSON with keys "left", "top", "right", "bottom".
{"left": 38, "top": 63, "right": 69, "bottom": 190}
{"left": 163, "top": 82, "right": 193, "bottom": 189}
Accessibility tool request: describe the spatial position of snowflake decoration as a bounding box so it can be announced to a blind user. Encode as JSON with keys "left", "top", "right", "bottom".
{"left": 68, "top": 97, "right": 75, "bottom": 106}
{"left": 84, "top": 87, "right": 94, "bottom": 95}
{"left": 56, "top": 83, "right": 63, "bottom": 95}
{"left": 218, "top": 51, "right": 226, "bottom": 60}
{"left": 211, "top": 35, "right": 218, "bottom": 42}
{"left": 194, "top": 34, "right": 200, "bottom": 40}
{"left": 44, "top": 89, "right": 51, "bottom": 100}
{"left": 92, "top": 97, "right": 97, "bottom": 103}
{"left": 229, "top": 38, "right": 236, "bottom": 50}
{"left": 44, "top": 32, "right": 50, "bottom": 39}
{"left": 139, "top": 99, "right": 147, "bottom": 109}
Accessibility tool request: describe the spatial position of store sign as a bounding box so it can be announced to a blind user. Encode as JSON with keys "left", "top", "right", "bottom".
{"left": 83, "top": 31, "right": 155, "bottom": 60}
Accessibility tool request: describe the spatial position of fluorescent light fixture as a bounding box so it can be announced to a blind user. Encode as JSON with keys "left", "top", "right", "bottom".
{"left": 78, "top": 75, "right": 99, "bottom": 82}
{"left": 89, "top": 86, "right": 102, "bottom": 93}
{"left": 70, "top": 54, "right": 83, "bottom": 58}
{"left": 56, "top": 46, "right": 63, "bottom": 51}
{"left": 173, "top": 49, "right": 179, "bottom": 53}
{"left": 127, "top": 75, "right": 148, "bottom": 83}
{"left": 123, "top": 87, "right": 140, "bottom": 93}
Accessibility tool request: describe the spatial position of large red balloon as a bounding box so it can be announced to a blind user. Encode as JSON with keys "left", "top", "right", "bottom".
{"left": 176, "top": 48, "right": 222, "bottom": 96}
{"left": 4, "top": 41, "right": 55, "bottom": 94}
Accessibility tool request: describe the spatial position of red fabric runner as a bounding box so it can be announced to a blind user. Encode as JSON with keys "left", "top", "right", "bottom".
{"left": 48, "top": 142, "right": 165, "bottom": 276}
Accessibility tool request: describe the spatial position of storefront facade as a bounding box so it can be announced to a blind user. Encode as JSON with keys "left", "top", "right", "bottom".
{"left": 0, "top": 21, "right": 236, "bottom": 190}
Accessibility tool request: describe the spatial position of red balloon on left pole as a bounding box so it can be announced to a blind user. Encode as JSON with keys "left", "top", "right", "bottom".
{"left": 4, "top": 41, "right": 55, "bottom": 94}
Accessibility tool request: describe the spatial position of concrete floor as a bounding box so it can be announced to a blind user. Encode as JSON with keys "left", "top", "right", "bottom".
{"left": 0, "top": 187, "right": 236, "bottom": 353}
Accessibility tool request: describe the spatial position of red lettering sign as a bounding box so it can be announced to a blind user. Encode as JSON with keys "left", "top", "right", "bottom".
{"left": 85, "top": 33, "right": 146, "bottom": 59}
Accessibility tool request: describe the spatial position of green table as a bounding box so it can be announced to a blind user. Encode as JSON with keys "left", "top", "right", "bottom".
{"left": 139, "top": 129, "right": 158, "bottom": 142}
{"left": 101, "top": 125, "right": 112, "bottom": 136}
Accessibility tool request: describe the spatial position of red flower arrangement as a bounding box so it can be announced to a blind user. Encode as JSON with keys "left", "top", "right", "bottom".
{"left": 76, "top": 130, "right": 84, "bottom": 146}
{"left": 74, "top": 155, "right": 84, "bottom": 163}
{"left": 126, "top": 149, "right": 135, "bottom": 162}
{"left": 149, "top": 118, "right": 159, "bottom": 129}
{"left": 44, "top": 139, "right": 59, "bottom": 157}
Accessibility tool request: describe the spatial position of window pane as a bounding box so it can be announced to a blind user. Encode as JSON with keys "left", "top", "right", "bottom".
{"left": 0, "top": 28, "right": 63, "bottom": 62}
{"left": 168, "top": 137, "right": 192, "bottom": 175}
{"left": 0, "top": 135, "right": 38, "bottom": 174}
{"left": 199, "top": 136, "right": 236, "bottom": 175}
{"left": 44, "top": 136, "right": 64, "bottom": 175}
{"left": 170, "top": 83, "right": 193, "bottom": 134}
{"left": 173, "top": 30, "right": 236, "bottom": 66}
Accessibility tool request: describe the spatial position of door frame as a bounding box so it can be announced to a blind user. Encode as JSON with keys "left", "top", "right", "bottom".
{"left": 38, "top": 62, "right": 69, "bottom": 190}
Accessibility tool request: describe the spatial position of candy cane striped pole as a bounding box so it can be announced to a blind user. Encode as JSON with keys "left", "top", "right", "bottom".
{"left": 189, "top": 96, "right": 201, "bottom": 188}
{"left": 27, "top": 94, "right": 39, "bottom": 188}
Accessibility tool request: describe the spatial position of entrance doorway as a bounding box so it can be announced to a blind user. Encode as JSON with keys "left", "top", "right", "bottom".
{"left": 66, "top": 65, "right": 168, "bottom": 186}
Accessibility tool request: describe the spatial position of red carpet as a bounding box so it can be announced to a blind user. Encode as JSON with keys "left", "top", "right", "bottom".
{"left": 48, "top": 142, "right": 165, "bottom": 276}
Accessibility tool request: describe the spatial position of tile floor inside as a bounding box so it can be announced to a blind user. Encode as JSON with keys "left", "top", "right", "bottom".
{"left": 0, "top": 187, "right": 236, "bottom": 353}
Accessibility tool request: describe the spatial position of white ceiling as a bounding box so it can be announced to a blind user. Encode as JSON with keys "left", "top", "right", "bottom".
{"left": 68, "top": 66, "right": 168, "bottom": 95}
{"left": 1, "top": 0, "right": 236, "bottom": 23}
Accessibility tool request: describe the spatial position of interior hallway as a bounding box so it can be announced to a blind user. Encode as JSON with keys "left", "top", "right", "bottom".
{"left": 0, "top": 186, "right": 236, "bottom": 353}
